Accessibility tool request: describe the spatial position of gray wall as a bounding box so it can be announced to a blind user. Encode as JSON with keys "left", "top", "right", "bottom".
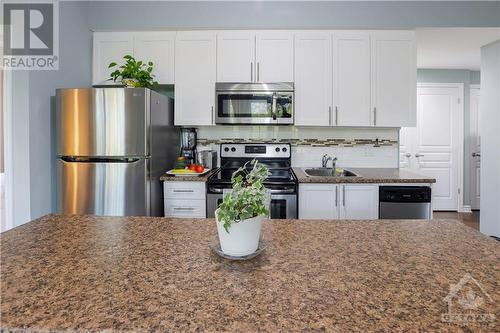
{"left": 8, "top": 1, "right": 499, "bottom": 223}
{"left": 417, "top": 69, "right": 480, "bottom": 208}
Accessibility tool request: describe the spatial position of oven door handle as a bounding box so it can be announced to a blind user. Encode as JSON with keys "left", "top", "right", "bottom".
{"left": 209, "top": 187, "right": 296, "bottom": 194}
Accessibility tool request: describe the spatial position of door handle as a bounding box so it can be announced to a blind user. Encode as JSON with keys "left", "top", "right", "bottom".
{"left": 415, "top": 153, "right": 424, "bottom": 158}
{"left": 373, "top": 107, "right": 377, "bottom": 126}
{"left": 250, "top": 62, "right": 253, "bottom": 82}
{"left": 472, "top": 152, "right": 481, "bottom": 157}
{"left": 342, "top": 185, "right": 346, "bottom": 207}
{"left": 211, "top": 106, "right": 214, "bottom": 124}
{"left": 335, "top": 186, "right": 338, "bottom": 207}
{"left": 405, "top": 153, "right": 412, "bottom": 158}
{"left": 329, "top": 106, "right": 332, "bottom": 125}
{"left": 257, "top": 62, "right": 260, "bottom": 82}
{"left": 335, "top": 106, "right": 338, "bottom": 126}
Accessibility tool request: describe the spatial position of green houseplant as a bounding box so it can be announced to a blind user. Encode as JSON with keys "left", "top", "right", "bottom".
{"left": 215, "top": 159, "right": 270, "bottom": 256}
{"left": 108, "top": 55, "right": 159, "bottom": 88}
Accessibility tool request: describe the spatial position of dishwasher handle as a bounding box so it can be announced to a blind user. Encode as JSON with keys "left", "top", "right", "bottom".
{"left": 379, "top": 186, "right": 431, "bottom": 203}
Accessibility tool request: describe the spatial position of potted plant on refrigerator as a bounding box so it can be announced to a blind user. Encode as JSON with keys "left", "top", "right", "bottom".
{"left": 215, "top": 159, "right": 270, "bottom": 256}
{"left": 108, "top": 55, "right": 159, "bottom": 88}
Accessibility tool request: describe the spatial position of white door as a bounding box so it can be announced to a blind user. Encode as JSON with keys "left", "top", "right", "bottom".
{"left": 399, "top": 127, "right": 417, "bottom": 169}
{"left": 370, "top": 31, "right": 416, "bottom": 127}
{"left": 299, "top": 184, "right": 338, "bottom": 219}
{"left": 93, "top": 32, "right": 134, "bottom": 85}
{"left": 174, "top": 32, "right": 217, "bottom": 126}
{"left": 469, "top": 87, "right": 481, "bottom": 210}
{"left": 294, "top": 32, "right": 332, "bottom": 126}
{"left": 216, "top": 32, "right": 255, "bottom": 82}
{"left": 339, "top": 185, "right": 379, "bottom": 219}
{"left": 255, "top": 32, "right": 294, "bottom": 82}
{"left": 333, "top": 32, "right": 371, "bottom": 126}
{"left": 414, "top": 85, "right": 461, "bottom": 211}
{"left": 134, "top": 32, "right": 175, "bottom": 84}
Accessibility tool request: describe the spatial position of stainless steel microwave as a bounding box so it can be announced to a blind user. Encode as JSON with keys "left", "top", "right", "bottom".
{"left": 215, "top": 82, "right": 294, "bottom": 125}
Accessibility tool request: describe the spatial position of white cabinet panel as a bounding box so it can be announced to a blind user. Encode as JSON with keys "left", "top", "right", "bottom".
{"left": 294, "top": 32, "right": 332, "bottom": 126}
{"left": 174, "top": 31, "right": 216, "bottom": 126}
{"left": 93, "top": 32, "right": 134, "bottom": 85}
{"left": 371, "top": 31, "right": 416, "bottom": 127}
{"left": 333, "top": 32, "right": 371, "bottom": 126}
{"left": 340, "top": 185, "right": 379, "bottom": 219}
{"left": 164, "top": 199, "right": 206, "bottom": 218}
{"left": 217, "top": 32, "right": 255, "bottom": 82}
{"left": 134, "top": 32, "right": 175, "bottom": 84}
{"left": 255, "top": 32, "right": 294, "bottom": 82}
{"left": 163, "top": 181, "right": 206, "bottom": 200}
{"left": 299, "top": 184, "right": 338, "bottom": 219}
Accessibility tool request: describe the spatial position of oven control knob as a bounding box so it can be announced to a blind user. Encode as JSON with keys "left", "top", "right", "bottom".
{"left": 282, "top": 147, "right": 287, "bottom": 152}
{"left": 231, "top": 147, "right": 236, "bottom": 152}
{"left": 275, "top": 147, "right": 280, "bottom": 152}
{"left": 224, "top": 147, "right": 229, "bottom": 152}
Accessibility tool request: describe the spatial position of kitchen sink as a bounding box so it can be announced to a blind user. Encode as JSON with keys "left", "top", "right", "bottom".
{"left": 304, "top": 168, "right": 358, "bottom": 177}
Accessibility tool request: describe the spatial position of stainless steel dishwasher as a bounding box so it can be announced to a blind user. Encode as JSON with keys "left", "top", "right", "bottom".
{"left": 379, "top": 186, "right": 432, "bottom": 219}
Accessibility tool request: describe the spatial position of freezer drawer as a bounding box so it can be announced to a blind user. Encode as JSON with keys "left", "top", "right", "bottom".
{"left": 57, "top": 158, "right": 149, "bottom": 216}
{"left": 56, "top": 88, "right": 149, "bottom": 157}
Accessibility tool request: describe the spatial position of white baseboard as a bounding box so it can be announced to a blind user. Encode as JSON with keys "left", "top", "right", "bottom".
{"left": 461, "top": 205, "right": 473, "bottom": 213}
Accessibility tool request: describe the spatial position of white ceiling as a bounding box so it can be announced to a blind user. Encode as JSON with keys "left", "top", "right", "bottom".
{"left": 417, "top": 28, "right": 500, "bottom": 70}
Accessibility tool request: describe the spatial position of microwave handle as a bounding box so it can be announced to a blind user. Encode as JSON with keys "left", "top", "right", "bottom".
{"left": 272, "top": 93, "right": 277, "bottom": 120}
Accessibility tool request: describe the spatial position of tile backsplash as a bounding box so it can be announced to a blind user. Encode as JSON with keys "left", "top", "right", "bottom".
{"left": 195, "top": 126, "right": 400, "bottom": 168}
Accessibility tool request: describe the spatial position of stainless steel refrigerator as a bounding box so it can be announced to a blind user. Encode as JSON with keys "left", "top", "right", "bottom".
{"left": 56, "top": 88, "right": 179, "bottom": 216}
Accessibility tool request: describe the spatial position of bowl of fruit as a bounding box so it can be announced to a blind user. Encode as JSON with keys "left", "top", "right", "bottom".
{"left": 167, "top": 157, "right": 210, "bottom": 176}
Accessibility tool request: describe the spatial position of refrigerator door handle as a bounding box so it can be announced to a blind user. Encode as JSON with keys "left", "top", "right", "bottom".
{"left": 59, "top": 157, "right": 142, "bottom": 163}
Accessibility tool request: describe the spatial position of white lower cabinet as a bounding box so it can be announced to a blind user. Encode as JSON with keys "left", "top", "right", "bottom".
{"left": 163, "top": 182, "right": 206, "bottom": 218}
{"left": 299, "top": 184, "right": 379, "bottom": 219}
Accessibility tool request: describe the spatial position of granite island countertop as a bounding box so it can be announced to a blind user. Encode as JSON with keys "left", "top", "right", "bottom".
{"left": 1, "top": 215, "right": 498, "bottom": 332}
{"left": 293, "top": 167, "right": 437, "bottom": 183}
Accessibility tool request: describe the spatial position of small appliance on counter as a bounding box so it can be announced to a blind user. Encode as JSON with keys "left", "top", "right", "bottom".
{"left": 197, "top": 150, "right": 218, "bottom": 169}
{"left": 180, "top": 128, "right": 197, "bottom": 165}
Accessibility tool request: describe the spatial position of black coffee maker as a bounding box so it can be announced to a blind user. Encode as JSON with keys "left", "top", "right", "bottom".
{"left": 180, "top": 128, "right": 197, "bottom": 165}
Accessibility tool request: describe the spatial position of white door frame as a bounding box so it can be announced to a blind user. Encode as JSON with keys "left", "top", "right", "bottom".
{"left": 469, "top": 84, "right": 480, "bottom": 211}
{"left": 417, "top": 82, "right": 465, "bottom": 213}
{"left": 3, "top": 68, "right": 13, "bottom": 231}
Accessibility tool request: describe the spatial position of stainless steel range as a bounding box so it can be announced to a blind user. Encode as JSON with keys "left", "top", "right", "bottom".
{"left": 207, "top": 143, "right": 297, "bottom": 219}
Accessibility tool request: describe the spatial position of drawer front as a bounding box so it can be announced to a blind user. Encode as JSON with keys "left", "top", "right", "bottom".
{"left": 164, "top": 199, "right": 206, "bottom": 218}
{"left": 163, "top": 181, "right": 206, "bottom": 200}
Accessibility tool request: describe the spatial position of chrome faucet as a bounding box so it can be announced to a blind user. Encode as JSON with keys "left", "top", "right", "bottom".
{"left": 321, "top": 154, "right": 338, "bottom": 168}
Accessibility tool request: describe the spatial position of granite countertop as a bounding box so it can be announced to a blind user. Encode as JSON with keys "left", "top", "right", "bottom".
{"left": 2, "top": 215, "right": 498, "bottom": 332}
{"left": 160, "top": 168, "right": 218, "bottom": 182}
{"left": 293, "top": 167, "right": 437, "bottom": 184}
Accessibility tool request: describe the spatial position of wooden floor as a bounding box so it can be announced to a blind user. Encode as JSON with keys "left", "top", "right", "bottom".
{"left": 433, "top": 211, "right": 480, "bottom": 231}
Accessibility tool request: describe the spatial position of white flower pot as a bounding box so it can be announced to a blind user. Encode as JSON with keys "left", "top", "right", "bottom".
{"left": 215, "top": 209, "right": 263, "bottom": 256}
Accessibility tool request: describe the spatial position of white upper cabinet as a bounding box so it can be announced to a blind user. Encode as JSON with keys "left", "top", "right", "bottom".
{"left": 133, "top": 32, "right": 175, "bottom": 84}
{"left": 294, "top": 32, "right": 333, "bottom": 126}
{"left": 255, "top": 32, "right": 294, "bottom": 82}
{"left": 371, "top": 31, "right": 416, "bottom": 127}
{"left": 333, "top": 32, "right": 371, "bottom": 126}
{"left": 93, "top": 32, "right": 134, "bottom": 85}
{"left": 174, "top": 31, "right": 217, "bottom": 126}
{"left": 93, "top": 31, "right": 175, "bottom": 85}
{"left": 339, "top": 185, "right": 379, "bottom": 219}
{"left": 217, "top": 32, "right": 255, "bottom": 82}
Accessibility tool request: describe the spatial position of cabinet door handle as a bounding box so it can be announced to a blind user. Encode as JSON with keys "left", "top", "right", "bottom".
{"left": 329, "top": 106, "right": 332, "bottom": 125}
{"left": 415, "top": 153, "right": 424, "bottom": 158}
{"left": 257, "top": 62, "right": 260, "bottom": 81}
{"left": 173, "top": 207, "right": 195, "bottom": 211}
{"left": 335, "top": 186, "right": 338, "bottom": 207}
{"left": 342, "top": 185, "right": 346, "bottom": 207}
{"left": 405, "top": 153, "right": 412, "bottom": 158}
{"left": 335, "top": 106, "right": 338, "bottom": 126}
{"left": 173, "top": 189, "right": 194, "bottom": 193}
{"left": 250, "top": 62, "right": 253, "bottom": 82}
{"left": 211, "top": 106, "right": 214, "bottom": 124}
{"left": 373, "top": 107, "right": 377, "bottom": 126}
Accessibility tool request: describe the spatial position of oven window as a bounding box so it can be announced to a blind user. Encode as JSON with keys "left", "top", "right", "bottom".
{"left": 218, "top": 94, "right": 272, "bottom": 118}
{"left": 270, "top": 199, "right": 287, "bottom": 219}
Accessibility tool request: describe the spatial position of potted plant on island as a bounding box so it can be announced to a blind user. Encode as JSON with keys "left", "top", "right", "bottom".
{"left": 108, "top": 55, "right": 159, "bottom": 88}
{"left": 215, "top": 159, "right": 270, "bottom": 257}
